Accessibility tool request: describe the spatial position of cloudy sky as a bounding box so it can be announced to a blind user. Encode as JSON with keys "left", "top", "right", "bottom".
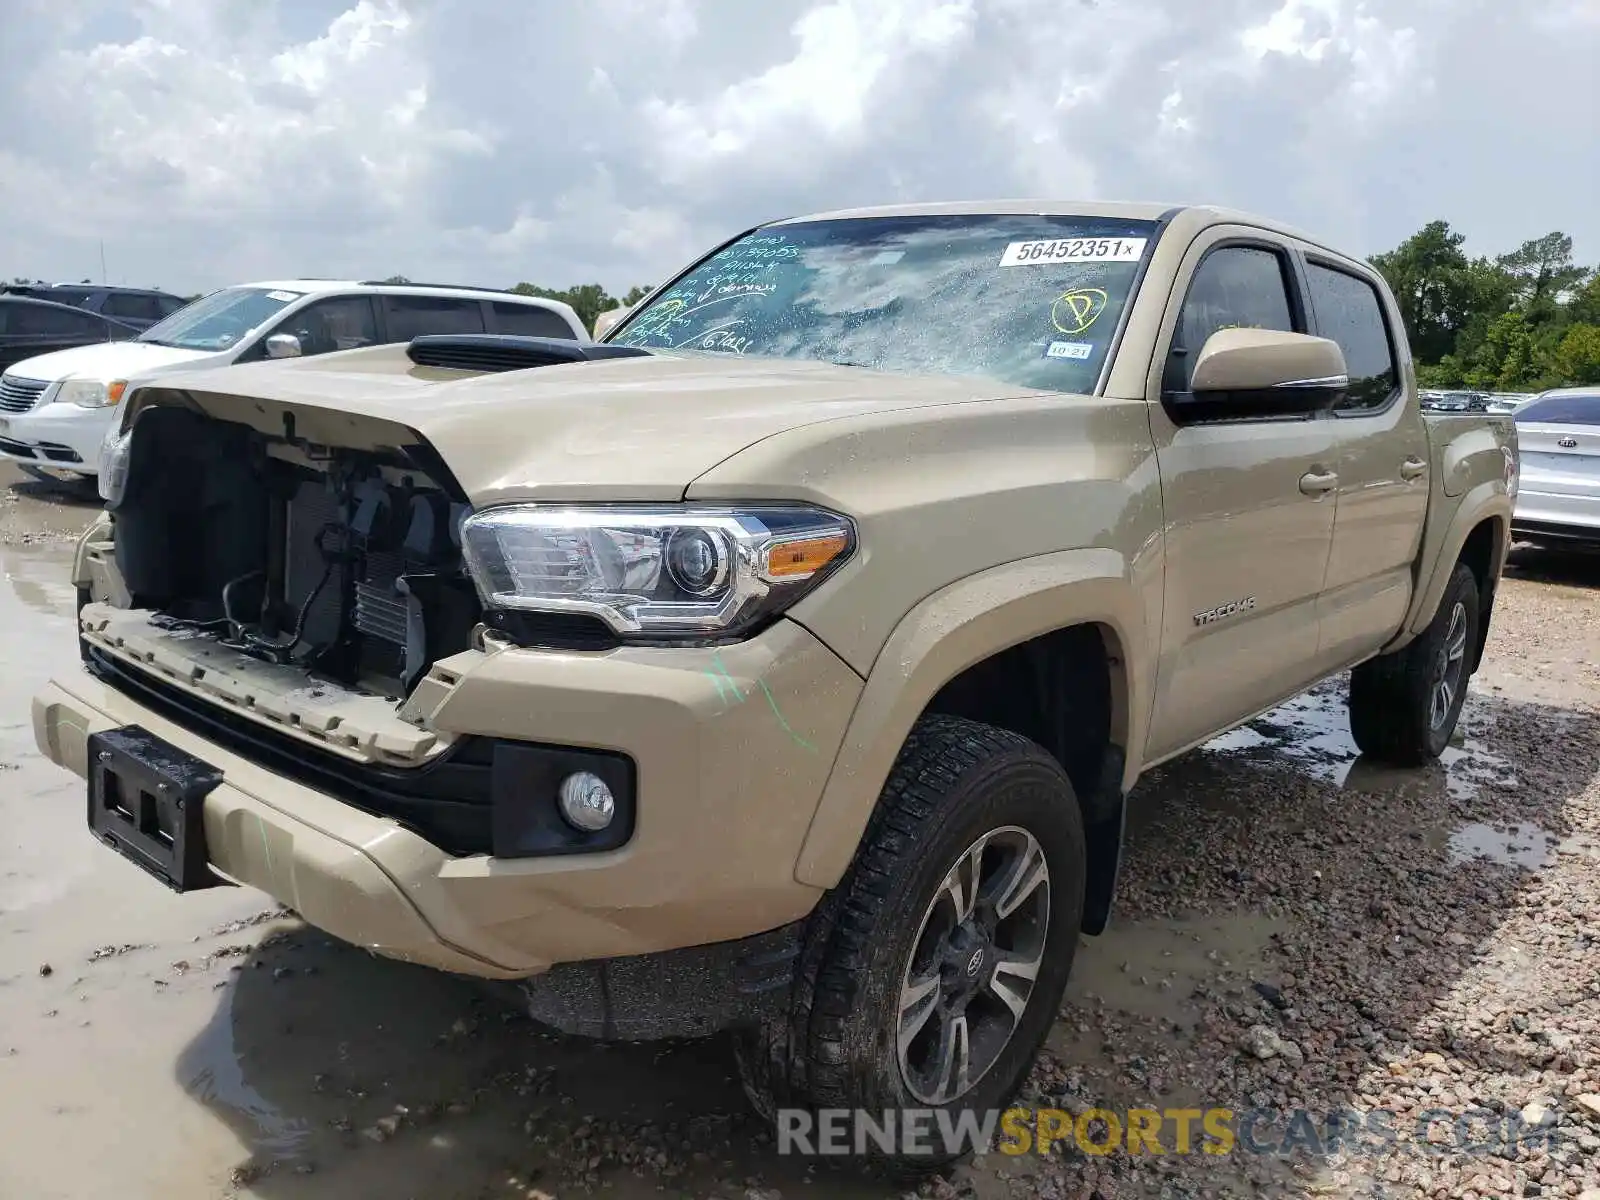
{"left": 1, "top": 0, "right": 1595, "bottom": 297}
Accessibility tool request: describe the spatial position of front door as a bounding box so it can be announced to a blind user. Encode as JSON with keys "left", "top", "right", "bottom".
{"left": 1144, "top": 234, "right": 1340, "bottom": 761}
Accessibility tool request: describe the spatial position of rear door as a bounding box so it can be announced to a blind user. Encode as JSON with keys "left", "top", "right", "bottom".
{"left": 1513, "top": 391, "right": 1600, "bottom": 538}
{"left": 1143, "top": 231, "right": 1342, "bottom": 761}
{"left": 1306, "top": 255, "right": 1430, "bottom": 668}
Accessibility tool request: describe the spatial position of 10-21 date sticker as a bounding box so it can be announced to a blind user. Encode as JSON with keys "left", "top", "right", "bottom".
{"left": 1046, "top": 340, "right": 1094, "bottom": 360}
{"left": 1000, "top": 237, "right": 1147, "bottom": 266}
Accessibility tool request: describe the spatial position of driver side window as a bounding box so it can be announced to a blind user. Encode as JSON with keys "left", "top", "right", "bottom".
{"left": 267, "top": 296, "right": 379, "bottom": 357}
{"left": 1164, "top": 246, "right": 1299, "bottom": 394}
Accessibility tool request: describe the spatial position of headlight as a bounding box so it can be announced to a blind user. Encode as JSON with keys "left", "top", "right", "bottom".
{"left": 57, "top": 379, "right": 128, "bottom": 408}
{"left": 98, "top": 411, "right": 135, "bottom": 503}
{"left": 460, "top": 504, "right": 855, "bottom": 638}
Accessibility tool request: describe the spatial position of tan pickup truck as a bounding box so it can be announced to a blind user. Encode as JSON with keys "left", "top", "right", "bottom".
{"left": 34, "top": 201, "right": 1517, "bottom": 1164}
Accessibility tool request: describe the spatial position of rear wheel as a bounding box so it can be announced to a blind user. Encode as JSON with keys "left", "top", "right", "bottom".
{"left": 1348, "top": 561, "right": 1480, "bottom": 765}
{"left": 735, "top": 714, "right": 1086, "bottom": 1170}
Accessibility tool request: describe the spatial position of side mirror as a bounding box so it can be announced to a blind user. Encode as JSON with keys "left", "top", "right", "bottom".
{"left": 264, "top": 332, "right": 302, "bottom": 359}
{"left": 592, "top": 305, "right": 631, "bottom": 339}
{"left": 1179, "top": 328, "right": 1347, "bottom": 414}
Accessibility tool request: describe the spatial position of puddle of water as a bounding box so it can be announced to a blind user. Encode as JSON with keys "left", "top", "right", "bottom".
{"left": 179, "top": 981, "right": 310, "bottom": 1157}
{"left": 1438, "top": 739, "right": 1521, "bottom": 800}
{"left": 1433, "top": 821, "right": 1558, "bottom": 869}
{"left": 0, "top": 539, "right": 94, "bottom": 916}
{"left": 1064, "top": 913, "right": 1283, "bottom": 1027}
{"left": 1204, "top": 725, "right": 1274, "bottom": 752}
{"left": 1200, "top": 681, "right": 1521, "bottom": 801}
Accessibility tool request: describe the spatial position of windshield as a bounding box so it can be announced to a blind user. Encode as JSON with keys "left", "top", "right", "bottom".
{"left": 608, "top": 214, "right": 1160, "bottom": 394}
{"left": 137, "top": 286, "right": 305, "bottom": 351}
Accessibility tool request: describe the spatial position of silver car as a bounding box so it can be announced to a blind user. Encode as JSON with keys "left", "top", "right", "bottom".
{"left": 1512, "top": 387, "right": 1600, "bottom": 547}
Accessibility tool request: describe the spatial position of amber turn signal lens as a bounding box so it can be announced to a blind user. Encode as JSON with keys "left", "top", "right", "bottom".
{"left": 106, "top": 380, "right": 128, "bottom": 405}
{"left": 761, "top": 531, "right": 850, "bottom": 580}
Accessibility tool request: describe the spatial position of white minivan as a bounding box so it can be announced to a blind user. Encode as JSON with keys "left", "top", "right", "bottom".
{"left": 0, "top": 279, "right": 588, "bottom": 480}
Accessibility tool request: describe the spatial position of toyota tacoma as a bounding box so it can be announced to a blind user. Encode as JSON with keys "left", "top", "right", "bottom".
{"left": 33, "top": 201, "right": 1518, "bottom": 1165}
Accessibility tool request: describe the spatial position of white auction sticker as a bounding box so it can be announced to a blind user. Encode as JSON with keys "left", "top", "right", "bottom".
{"left": 1000, "top": 237, "right": 1147, "bottom": 266}
{"left": 266, "top": 290, "right": 302, "bottom": 302}
{"left": 1046, "top": 340, "right": 1094, "bottom": 360}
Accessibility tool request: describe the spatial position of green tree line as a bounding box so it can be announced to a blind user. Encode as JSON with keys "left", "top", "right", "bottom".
{"left": 1370, "top": 223, "right": 1600, "bottom": 391}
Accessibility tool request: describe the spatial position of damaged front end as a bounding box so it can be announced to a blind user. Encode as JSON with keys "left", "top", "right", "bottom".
{"left": 83, "top": 394, "right": 486, "bottom": 770}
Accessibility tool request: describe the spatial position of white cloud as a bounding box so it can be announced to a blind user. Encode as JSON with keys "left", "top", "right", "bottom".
{"left": 640, "top": 0, "right": 978, "bottom": 185}
{"left": 0, "top": 0, "right": 1594, "bottom": 296}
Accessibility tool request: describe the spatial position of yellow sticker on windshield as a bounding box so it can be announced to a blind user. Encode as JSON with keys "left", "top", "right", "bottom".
{"left": 1052, "top": 288, "right": 1108, "bottom": 335}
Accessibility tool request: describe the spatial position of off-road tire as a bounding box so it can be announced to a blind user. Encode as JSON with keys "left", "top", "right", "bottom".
{"left": 734, "top": 713, "right": 1086, "bottom": 1171}
{"left": 1348, "top": 561, "right": 1480, "bottom": 766}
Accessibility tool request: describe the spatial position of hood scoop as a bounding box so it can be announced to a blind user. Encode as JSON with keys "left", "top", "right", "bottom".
{"left": 406, "top": 334, "right": 654, "bottom": 375}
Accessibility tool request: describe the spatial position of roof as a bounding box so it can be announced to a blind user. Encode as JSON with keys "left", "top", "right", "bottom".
{"left": 772, "top": 199, "right": 1180, "bottom": 224}
{"left": 3, "top": 282, "right": 183, "bottom": 298}
{"left": 765, "top": 199, "right": 1337, "bottom": 258}
{"left": 228, "top": 279, "right": 569, "bottom": 305}
{"left": 205, "top": 280, "right": 584, "bottom": 327}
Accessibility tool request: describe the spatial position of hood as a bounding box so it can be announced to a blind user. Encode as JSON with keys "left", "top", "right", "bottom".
{"left": 131, "top": 345, "right": 1039, "bottom": 505}
{"left": 2, "top": 339, "right": 214, "bottom": 383}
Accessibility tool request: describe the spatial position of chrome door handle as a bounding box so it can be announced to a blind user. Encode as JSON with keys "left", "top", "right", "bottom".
{"left": 1400, "top": 456, "right": 1428, "bottom": 481}
{"left": 1299, "top": 469, "right": 1338, "bottom": 496}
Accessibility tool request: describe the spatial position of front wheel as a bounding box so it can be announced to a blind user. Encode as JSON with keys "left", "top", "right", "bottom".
{"left": 1348, "top": 561, "right": 1481, "bottom": 765}
{"left": 737, "top": 714, "right": 1086, "bottom": 1170}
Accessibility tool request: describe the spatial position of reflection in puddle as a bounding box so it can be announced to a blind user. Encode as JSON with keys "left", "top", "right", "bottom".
{"left": 1, "top": 540, "right": 78, "bottom": 622}
{"left": 179, "top": 984, "right": 310, "bottom": 1158}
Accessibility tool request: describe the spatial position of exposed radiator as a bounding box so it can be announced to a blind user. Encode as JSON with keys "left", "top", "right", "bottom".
{"left": 354, "top": 550, "right": 410, "bottom": 647}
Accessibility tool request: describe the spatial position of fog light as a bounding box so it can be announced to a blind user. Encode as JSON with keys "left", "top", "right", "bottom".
{"left": 557, "top": 771, "right": 615, "bottom": 832}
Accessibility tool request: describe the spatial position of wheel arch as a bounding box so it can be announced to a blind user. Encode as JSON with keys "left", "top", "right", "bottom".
{"left": 792, "top": 548, "right": 1151, "bottom": 931}
{"left": 1391, "top": 485, "right": 1511, "bottom": 659}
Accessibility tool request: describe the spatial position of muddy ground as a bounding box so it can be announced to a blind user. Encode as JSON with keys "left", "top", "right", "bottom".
{"left": 1, "top": 460, "right": 1597, "bottom": 1200}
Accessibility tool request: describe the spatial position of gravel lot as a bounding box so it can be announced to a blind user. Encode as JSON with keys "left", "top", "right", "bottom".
{"left": 1, "top": 461, "right": 1597, "bottom": 1200}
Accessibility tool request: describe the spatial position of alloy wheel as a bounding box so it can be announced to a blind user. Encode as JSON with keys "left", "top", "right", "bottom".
{"left": 1429, "top": 599, "right": 1469, "bottom": 731}
{"left": 896, "top": 825, "right": 1051, "bottom": 1105}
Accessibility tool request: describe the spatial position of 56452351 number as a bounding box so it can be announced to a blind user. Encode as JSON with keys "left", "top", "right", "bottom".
{"left": 999, "top": 237, "right": 1147, "bottom": 267}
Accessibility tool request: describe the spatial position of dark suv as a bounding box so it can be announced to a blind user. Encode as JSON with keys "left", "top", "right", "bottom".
{"left": 1, "top": 284, "right": 188, "bottom": 330}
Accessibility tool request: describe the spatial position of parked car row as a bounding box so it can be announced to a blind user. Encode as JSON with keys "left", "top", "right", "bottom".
{"left": 1, "top": 283, "right": 189, "bottom": 329}
{"left": 0, "top": 296, "right": 139, "bottom": 376}
{"left": 0, "top": 279, "right": 587, "bottom": 480}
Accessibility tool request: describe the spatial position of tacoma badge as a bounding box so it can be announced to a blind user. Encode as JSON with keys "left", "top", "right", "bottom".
{"left": 1193, "top": 596, "right": 1257, "bottom": 626}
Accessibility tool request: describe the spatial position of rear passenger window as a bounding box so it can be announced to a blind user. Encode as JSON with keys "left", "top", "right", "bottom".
{"left": 491, "top": 301, "right": 577, "bottom": 340}
{"left": 1306, "top": 263, "right": 1399, "bottom": 412}
{"left": 382, "top": 296, "right": 486, "bottom": 340}
{"left": 104, "top": 293, "right": 164, "bottom": 321}
{"left": 11, "top": 303, "right": 103, "bottom": 336}
{"left": 1168, "top": 247, "right": 1297, "bottom": 392}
